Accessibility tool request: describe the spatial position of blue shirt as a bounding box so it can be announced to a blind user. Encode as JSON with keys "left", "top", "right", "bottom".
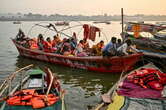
{"left": 102, "top": 42, "right": 116, "bottom": 52}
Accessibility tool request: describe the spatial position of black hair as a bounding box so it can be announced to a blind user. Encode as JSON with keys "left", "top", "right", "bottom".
{"left": 125, "top": 39, "right": 132, "bottom": 46}
{"left": 118, "top": 39, "right": 121, "bottom": 43}
{"left": 100, "top": 40, "right": 104, "bottom": 43}
{"left": 111, "top": 37, "right": 117, "bottom": 43}
{"left": 46, "top": 37, "right": 51, "bottom": 41}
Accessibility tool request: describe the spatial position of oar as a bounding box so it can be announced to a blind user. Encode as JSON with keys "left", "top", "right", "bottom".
{"left": 0, "top": 64, "right": 33, "bottom": 96}
{"left": 95, "top": 61, "right": 132, "bottom": 110}
{"left": 46, "top": 68, "right": 54, "bottom": 95}
{"left": 61, "top": 90, "right": 66, "bottom": 110}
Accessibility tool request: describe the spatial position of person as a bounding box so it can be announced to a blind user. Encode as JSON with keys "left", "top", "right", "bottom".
{"left": 92, "top": 40, "right": 104, "bottom": 56}
{"left": 37, "top": 34, "right": 45, "bottom": 50}
{"left": 52, "top": 35, "right": 61, "bottom": 48}
{"left": 117, "top": 39, "right": 139, "bottom": 56}
{"left": 70, "top": 38, "right": 77, "bottom": 52}
{"left": 60, "top": 39, "right": 72, "bottom": 56}
{"left": 117, "top": 39, "right": 122, "bottom": 48}
{"left": 16, "top": 29, "right": 26, "bottom": 41}
{"left": 83, "top": 38, "right": 90, "bottom": 50}
{"left": 28, "top": 38, "right": 38, "bottom": 49}
{"left": 43, "top": 37, "right": 54, "bottom": 53}
{"left": 102, "top": 37, "right": 117, "bottom": 57}
{"left": 74, "top": 40, "right": 88, "bottom": 57}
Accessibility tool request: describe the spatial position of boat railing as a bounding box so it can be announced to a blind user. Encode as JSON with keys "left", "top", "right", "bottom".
{"left": 0, "top": 64, "right": 33, "bottom": 104}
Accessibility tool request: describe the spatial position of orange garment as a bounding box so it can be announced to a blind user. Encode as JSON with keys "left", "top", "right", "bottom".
{"left": 132, "top": 24, "right": 141, "bottom": 38}
{"left": 89, "top": 26, "right": 100, "bottom": 41}
{"left": 52, "top": 38, "right": 61, "bottom": 47}
{"left": 83, "top": 24, "right": 90, "bottom": 40}
{"left": 29, "top": 38, "right": 38, "bottom": 49}
{"left": 92, "top": 43, "right": 104, "bottom": 56}
{"left": 43, "top": 41, "right": 53, "bottom": 53}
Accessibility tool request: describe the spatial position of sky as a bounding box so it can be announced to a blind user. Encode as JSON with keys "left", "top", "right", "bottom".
{"left": 0, "top": 0, "right": 165, "bottom": 15}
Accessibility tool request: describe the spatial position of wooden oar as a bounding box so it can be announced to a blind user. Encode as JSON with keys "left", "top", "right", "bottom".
{"left": 0, "top": 64, "right": 33, "bottom": 96}
{"left": 46, "top": 68, "right": 54, "bottom": 96}
{"left": 61, "top": 90, "right": 66, "bottom": 110}
{"left": 95, "top": 61, "right": 132, "bottom": 110}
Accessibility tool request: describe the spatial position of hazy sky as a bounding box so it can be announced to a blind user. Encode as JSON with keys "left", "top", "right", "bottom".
{"left": 0, "top": 0, "right": 165, "bottom": 15}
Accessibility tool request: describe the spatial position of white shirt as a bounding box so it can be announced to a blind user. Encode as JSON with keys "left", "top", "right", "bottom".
{"left": 117, "top": 43, "right": 139, "bottom": 55}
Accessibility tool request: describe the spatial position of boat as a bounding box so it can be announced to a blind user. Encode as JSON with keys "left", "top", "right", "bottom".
{"left": 93, "top": 21, "right": 111, "bottom": 24}
{"left": 12, "top": 39, "right": 142, "bottom": 73}
{"left": 124, "top": 22, "right": 166, "bottom": 54}
{"left": 13, "top": 21, "right": 21, "bottom": 24}
{"left": 55, "top": 21, "right": 69, "bottom": 26}
{"left": 154, "top": 32, "right": 166, "bottom": 40}
{"left": 0, "top": 64, "right": 65, "bottom": 110}
{"left": 12, "top": 23, "right": 143, "bottom": 73}
{"left": 94, "top": 63, "right": 166, "bottom": 110}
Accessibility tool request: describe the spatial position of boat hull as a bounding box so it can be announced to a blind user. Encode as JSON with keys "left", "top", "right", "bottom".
{"left": 12, "top": 39, "right": 143, "bottom": 73}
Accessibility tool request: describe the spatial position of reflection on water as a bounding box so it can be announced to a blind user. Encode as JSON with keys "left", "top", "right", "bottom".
{"left": 15, "top": 56, "right": 120, "bottom": 110}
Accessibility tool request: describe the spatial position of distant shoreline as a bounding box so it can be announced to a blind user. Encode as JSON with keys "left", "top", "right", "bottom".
{"left": 1, "top": 13, "right": 166, "bottom": 22}
{"left": 0, "top": 19, "right": 165, "bottom": 22}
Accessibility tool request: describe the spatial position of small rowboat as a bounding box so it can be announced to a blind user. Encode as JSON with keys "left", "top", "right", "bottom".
{"left": 13, "top": 21, "right": 21, "bottom": 24}
{"left": 95, "top": 63, "right": 166, "bottom": 110}
{"left": 12, "top": 39, "right": 143, "bottom": 73}
{"left": 55, "top": 21, "right": 69, "bottom": 26}
{"left": 0, "top": 65, "right": 65, "bottom": 110}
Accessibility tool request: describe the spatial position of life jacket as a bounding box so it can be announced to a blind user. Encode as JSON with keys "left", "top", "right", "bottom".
{"left": 127, "top": 68, "right": 166, "bottom": 90}
{"left": 31, "top": 94, "right": 59, "bottom": 109}
{"left": 29, "top": 39, "right": 38, "bottom": 49}
{"left": 7, "top": 89, "right": 59, "bottom": 108}
{"left": 43, "top": 41, "right": 53, "bottom": 53}
{"left": 7, "top": 89, "right": 35, "bottom": 106}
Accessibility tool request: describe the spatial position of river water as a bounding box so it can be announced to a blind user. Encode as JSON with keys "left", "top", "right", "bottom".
{"left": 0, "top": 21, "right": 157, "bottom": 110}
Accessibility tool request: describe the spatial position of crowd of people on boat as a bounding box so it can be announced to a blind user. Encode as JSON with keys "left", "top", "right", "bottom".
{"left": 16, "top": 29, "right": 139, "bottom": 57}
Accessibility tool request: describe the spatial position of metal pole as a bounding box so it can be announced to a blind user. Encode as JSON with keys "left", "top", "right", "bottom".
{"left": 121, "top": 8, "right": 124, "bottom": 41}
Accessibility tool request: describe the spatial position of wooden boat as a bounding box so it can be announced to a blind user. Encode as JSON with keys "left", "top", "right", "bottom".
{"left": 12, "top": 39, "right": 143, "bottom": 73}
{"left": 154, "top": 33, "right": 166, "bottom": 40}
{"left": 94, "top": 63, "right": 166, "bottom": 110}
{"left": 124, "top": 22, "right": 166, "bottom": 54}
{"left": 93, "top": 21, "right": 111, "bottom": 24}
{"left": 13, "top": 21, "right": 21, "bottom": 24}
{"left": 0, "top": 64, "right": 65, "bottom": 110}
{"left": 125, "top": 33, "right": 166, "bottom": 54}
{"left": 55, "top": 21, "right": 69, "bottom": 26}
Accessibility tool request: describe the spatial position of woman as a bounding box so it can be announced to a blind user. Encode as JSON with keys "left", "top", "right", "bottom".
{"left": 74, "top": 40, "right": 88, "bottom": 57}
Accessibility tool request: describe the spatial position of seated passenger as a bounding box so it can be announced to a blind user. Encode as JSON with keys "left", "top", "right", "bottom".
{"left": 60, "top": 39, "right": 72, "bottom": 56}
{"left": 74, "top": 40, "right": 88, "bottom": 57}
{"left": 52, "top": 34, "right": 61, "bottom": 47}
{"left": 92, "top": 40, "right": 104, "bottom": 56}
{"left": 117, "top": 39, "right": 139, "bottom": 56}
{"left": 117, "top": 39, "right": 122, "bottom": 48}
{"left": 29, "top": 38, "right": 38, "bottom": 49}
{"left": 43, "top": 37, "right": 54, "bottom": 53}
{"left": 83, "top": 38, "right": 89, "bottom": 51}
{"left": 102, "top": 37, "right": 117, "bottom": 57}
{"left": 70, "top": 38, "right": 77, "bottom": 53}
{"left": 37, "top": 34, "right": 45, "bottom": 50}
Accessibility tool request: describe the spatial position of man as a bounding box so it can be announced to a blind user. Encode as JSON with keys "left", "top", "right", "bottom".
{"left": 102, "top": 37, "right": 117, "bottom": 57}
{"left": 117, "top": 39, "right": 139, "bottom": 56}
